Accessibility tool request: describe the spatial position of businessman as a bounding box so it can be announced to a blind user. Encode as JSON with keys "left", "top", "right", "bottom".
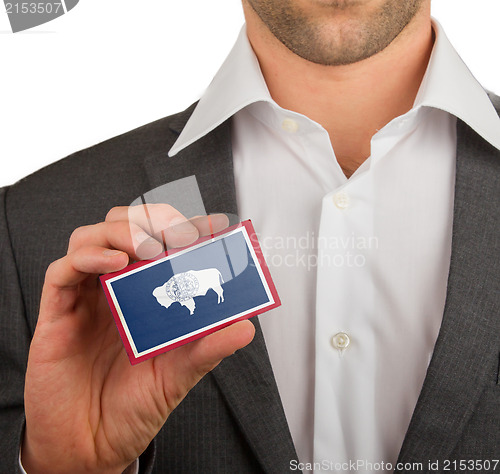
{"left": 1, "top": 0, "right": 499, "bottom": 472}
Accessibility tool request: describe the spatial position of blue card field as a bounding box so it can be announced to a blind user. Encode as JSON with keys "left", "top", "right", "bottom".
{"left": 100, "top": 220, "right": 280, "bottom": 364}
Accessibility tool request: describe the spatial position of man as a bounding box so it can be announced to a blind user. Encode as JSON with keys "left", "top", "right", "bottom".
{"left": 1, "top": 0, "right": 499, "bottom": 473}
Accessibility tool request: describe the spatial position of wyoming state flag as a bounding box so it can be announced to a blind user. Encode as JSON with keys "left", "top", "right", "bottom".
{"left": 100, "top": 220, "right": 281, "bottom": 365}
{"left": 5, "top": 0, "right": 79, "bottom": 33}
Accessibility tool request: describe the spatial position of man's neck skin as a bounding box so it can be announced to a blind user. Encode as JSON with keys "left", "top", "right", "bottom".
{"left": 243, "top": 1, "right": 434, "bottom": 178}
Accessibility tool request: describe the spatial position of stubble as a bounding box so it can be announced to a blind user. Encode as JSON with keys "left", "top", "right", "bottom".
{"left": 245, "top": 0, "right": 426, "bottom": 65}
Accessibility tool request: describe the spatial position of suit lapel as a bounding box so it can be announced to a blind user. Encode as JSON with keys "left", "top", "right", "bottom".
{"left": 396, "top": 119, "right": 500, "bottom": 466}
{"left": 143, "top": 105, "right": 239, "bottom": 217}
{"left": 142, "top": 109, "right": 298, "bottom": 472}
{"left": 211, "top": 323, "right": 299, "bottom": 473}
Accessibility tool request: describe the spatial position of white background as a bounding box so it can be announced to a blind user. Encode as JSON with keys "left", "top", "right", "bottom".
{"left": 1, "top": 0, "right": 499, "bottom": 187}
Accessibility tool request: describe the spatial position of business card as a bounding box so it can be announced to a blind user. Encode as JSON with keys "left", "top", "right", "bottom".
{"left": 100, "top": 220, "right": 280, "bottom": 365}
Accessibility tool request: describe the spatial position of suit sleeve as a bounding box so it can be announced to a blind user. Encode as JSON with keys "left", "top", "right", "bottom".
{"left": 0, "top": 186, "right": 31, "bottom": 474}
{"left": 0, "top": 185, "right": 159, "bottom": 473}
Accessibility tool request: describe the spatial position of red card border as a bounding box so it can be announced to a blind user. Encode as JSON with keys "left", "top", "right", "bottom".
{"left": 100, "top": 220, "right": 281, "bottom": 365}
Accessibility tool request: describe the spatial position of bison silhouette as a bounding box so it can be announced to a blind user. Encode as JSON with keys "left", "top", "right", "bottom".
{"left": 152, "top": 269, "right": 224, "bottom": 315}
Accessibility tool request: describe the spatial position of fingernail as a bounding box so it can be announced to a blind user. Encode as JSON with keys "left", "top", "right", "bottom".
{"left": 170, "top": 217, "right": 197, "bottom": 234}
{"left": 134, "top": 232, "right": 163, "bottom": 259}
{"left": 135, "top": 231, "right": 155, "bottom": 244}
{"left": 103, "top": 249, "right": 123, "bottom": 257}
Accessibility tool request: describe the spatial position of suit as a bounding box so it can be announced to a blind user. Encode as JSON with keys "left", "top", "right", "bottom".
{"left": 0, "top": 96, "right": 499, "bottom": 473}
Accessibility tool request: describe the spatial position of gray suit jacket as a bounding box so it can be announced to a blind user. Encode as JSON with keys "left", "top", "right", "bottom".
{"left": 0, "top": 97, "right": 499, "bottom": 473}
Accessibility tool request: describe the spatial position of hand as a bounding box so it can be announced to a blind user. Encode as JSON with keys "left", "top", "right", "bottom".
{"left": 22, "top": 205, "right": 255, "bottom": 474}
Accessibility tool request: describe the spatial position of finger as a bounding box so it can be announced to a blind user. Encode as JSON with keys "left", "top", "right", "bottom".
{"left": 159, "top": 214, "right": 230, "bottom": 250}
{"left": 157, "top": 320, "right": 256, "bottom": 403}
{"left": 187, "top": 319, "right": 256, "bottom": 370}
{"left": 67, "top": 221, "right": 163, "bottom": 260}
{"left": 188, "top": 214, "right": 230, "bottom": 237}
{"left": 106, "top": 204, "right": 199, "bottom": 249}
{"left": 41, "top": 246, "right": 129, "bottom": 317}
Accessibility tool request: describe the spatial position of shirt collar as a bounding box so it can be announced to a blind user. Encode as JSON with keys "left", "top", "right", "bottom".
{"left": 169, "top": 20, "right": 500, "bottom": 157}
{"left": 414, "top": 19, "right": 500, "bottom": 150}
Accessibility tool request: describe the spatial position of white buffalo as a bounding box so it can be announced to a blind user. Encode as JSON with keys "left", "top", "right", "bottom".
{"left": 152, "top": 268, "right": 224, "bottom": 315}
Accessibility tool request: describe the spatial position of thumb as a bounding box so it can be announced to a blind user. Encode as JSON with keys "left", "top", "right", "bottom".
{"left": 187, "top": 319, "right": 256, "bottom": 373}
{"left": 155, "top": 320, "right": 256, "bottom": 406}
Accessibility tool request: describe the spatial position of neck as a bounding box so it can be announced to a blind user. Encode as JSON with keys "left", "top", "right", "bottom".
{"left": 243, "top": 3, "right": 434, "bottom": 177}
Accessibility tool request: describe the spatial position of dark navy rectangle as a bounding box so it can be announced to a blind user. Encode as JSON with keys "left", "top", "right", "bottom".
{"left": 108, "top": 228, "right": 271, "bottom": 355}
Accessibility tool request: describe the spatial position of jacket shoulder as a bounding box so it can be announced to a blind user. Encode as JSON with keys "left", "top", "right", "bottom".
{"left": 1, "top": 103, "right": 198, "bottom": 327}
{"left": 9, "top": 102, "right": 196, "bottom": 194}
{"left": 487, "top": 91, "right": 500, "bottom": 115}
{"left": 3, "top": 103, "right": 197, "bottom": 225}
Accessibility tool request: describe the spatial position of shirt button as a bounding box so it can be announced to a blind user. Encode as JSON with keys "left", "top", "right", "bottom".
{"left": 282, "top": 118, "right": 299, "bottom": 133}
{"left": 398, "top": 119, "right": 409, "bottom": 129}
{"left": 331, "top": 332, "right": 350, "bottom": 350}
{"left": 333, "top": 192, "right": 350, "bottom": 210}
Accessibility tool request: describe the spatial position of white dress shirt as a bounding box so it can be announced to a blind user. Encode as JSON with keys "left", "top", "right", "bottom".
{"left": 169, "top": 20, "right": 500, "bottom": 474}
